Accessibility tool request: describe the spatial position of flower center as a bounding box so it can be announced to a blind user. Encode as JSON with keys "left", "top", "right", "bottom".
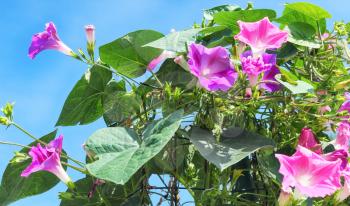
{"left": 201, "top": 68, "right": 211, "bottom": 77}
{"left": 297, "top": 174, "right": 313, "bottom": 187}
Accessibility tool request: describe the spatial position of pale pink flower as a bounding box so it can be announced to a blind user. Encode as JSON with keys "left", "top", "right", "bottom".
{"left": 276, "top": 146, "right": 342, "bottom": 198}
{"left": 235, "top": 17, "right": 288, "bottom": 56}
{"left": 28, "top": 22, "right": 74, "bottom": 59}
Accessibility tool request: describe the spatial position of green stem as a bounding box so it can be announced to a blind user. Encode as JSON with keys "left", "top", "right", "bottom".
{"left": 11, "top": 122, "right": 45, "bottom": 145}
{"left": 0, "top": 140, "right": 30, "bottom": 148}
{"left": 150, "top": 70, "right": 163, "bottom": 88}
{"left": 12, "top": 122, "right": 85, "bottom": 167}
{"left": 61, "top": 162, "right": 88, "bottom": 174}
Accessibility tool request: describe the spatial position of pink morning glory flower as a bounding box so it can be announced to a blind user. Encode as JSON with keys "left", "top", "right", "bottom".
{"left": 240, "top": 50, "right": 281, "bottom": 91}
{"left": 276, "top": 146, "right": 342, "bottom": 198}
{"left": 335, "top": 121, "right": 350, "bottom": 151}
{"left": 260, "top": 65, "right": 281, "bottom": 92}
{"left": 323, "top": 149, "right": 349, "bottom": 170}
{"left": 21, "top": 135, "right": 72, "bottom": 185}
{"left": 235, "top": 17, "right": 288, "bottom": 57}
{"left": 338, "top": 92, "right": 350, "bottom": 115}
{"left": 187, "top": 43, "right": 237, "bottom": 92}
{"left": 28, "top": 22, "right": 74, "bottom": 59}
{"left": 336, "top": 168, "right": 350, "bottom": 202}
{"left": 297, "top": 128, "right": 322, "bottom": 154}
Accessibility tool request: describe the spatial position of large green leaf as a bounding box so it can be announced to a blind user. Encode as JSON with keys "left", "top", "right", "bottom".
{"left": 203, "top": 5, "right": 241, "bottom": 21}
{"left": 100, "top": 30, "right": 164, "bottom": 78}
{"left": 286, "top": 22, "right": 321, "bottom": 48}
{"left": 103, "top": 81, "right": 141, "bottom": 126}
{"left": 189, "top": 127, "right": 274, "bottom": 171}
{"left": 284, "top": 2, "right": 331, "bottom": 21}
{"left": 213, "top": 9, "right": 276, "bottom": 33}
{"left": 0, "top": 130, "right": 65, "bottom": 206}
{"left": 276, "top": 5, "right": 327, "bottom": 33}
{"left": 85, "top": 110, "right": 183, "bottom": 185}
{"left": 275, "top": 74, "right": 314, "bottom": 94}
{"left": 56, "top": 65, "right": 112, "bottom": 126}
{"left": 144, "top": 29, "right": 202, "bottom": 52}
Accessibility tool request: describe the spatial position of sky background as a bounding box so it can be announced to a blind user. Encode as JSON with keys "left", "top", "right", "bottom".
{"left": 0, "top": 0, "right": 349, "bottom": 205}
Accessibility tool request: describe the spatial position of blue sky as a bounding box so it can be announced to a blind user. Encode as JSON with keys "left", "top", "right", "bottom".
{"left": 0, "top": 0, "right": 349, "bottom": 205}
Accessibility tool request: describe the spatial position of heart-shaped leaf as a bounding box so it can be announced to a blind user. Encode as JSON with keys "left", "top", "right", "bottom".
{"left": 85, "top": 110, "right": 183, "bottom": 184}
{"left": 189, "top": 127, "right": 274, "bottom": 171}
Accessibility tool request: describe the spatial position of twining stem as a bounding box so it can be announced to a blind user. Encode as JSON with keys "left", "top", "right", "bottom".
{"left": 0, "top": 140, "right": 30, "bottom": 148}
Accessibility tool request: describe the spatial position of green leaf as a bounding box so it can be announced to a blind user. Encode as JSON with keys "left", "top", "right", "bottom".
{"left": 284, "top": 2, "right": 331, "bottom": 21}
{"left": 59, "top": 177, "right": 100, "bottom": 206}
{"left": 144, "top": 29, "right": 202, "bottom": 52}
{"left": 151, "top": 59, "right": 193, "bottom": 88}
{"left": 288, "top": 22, "right": 316, "bottom": 40}
{"left": 203, "top": 5, "right": 241, "bottom": 21}
{"left": 275, "top": 74, "right": 314, "bottom": 94}
{"left": 276, "top": 43, "right": 298, "bottom": 59}
{"left": 276, "top": 6, "right": 327, "bottom": 33}
{"left": 103, "top": 89, "right": 142, "bottom": 126}
{"left": 85, "top": 110, "right": 183, "bottom": 185}
{"left": 0, "top": 130, "right": 65, "bottom": 206}
{"left": 213, "top": 9, "right": 276, "bottom": 33}
{"left": 257, "top": 149, "right": 282, "bottom": 183}
{"left": 100, "top": 30, "right": 164, "bottom": 78}
{"left": 189, "top": 127, "right": 274, "bottom": 171}
{"left": 147, "top": 138, "right": 188, "bottom": 174}
{"left": 56, "top": 65, "right": 112, "bottom": 126}
{"left": 288, "top": 37, "right": 321, "bottom": 48}
{"left": 286, "top": 22, "right": 321, "bottom": 48}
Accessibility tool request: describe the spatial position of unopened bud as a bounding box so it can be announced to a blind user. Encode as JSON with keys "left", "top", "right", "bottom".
{"left": 10, "top": 152, "right": 30, "bottom": 164}
{"left": 174, "top": 55, "right": 189, "bottom": 71}
{"left": 2, "top": 102, "right": 14, "bottom": 119}
{"left": 85, "top": 25, "right": 95, "bottom": 60}
{"left": 0, "top": 116, "right": 10, "bottom": 126}
{"left": 85, "top": 25, "right": 95, "bottom": 46}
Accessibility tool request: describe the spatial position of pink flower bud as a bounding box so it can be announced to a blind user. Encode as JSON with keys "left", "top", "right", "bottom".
{"left": 85, "top": 25, "right": 95, "bottom": 45}
{"left": 174, "top": 55, "right": 189, "bottom": 71}
{"left": 278, "top": 191, "right": 292, "bottom": 206}
{"left": 297, "top": 128, "right": 322, "bottom": 154}
{"left": 318, "top": 105, "right": 331, "bottom": 115}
